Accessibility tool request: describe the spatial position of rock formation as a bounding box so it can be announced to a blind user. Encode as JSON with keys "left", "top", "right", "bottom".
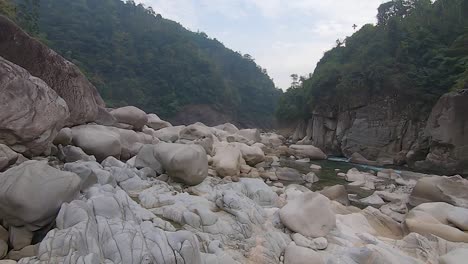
{"left": 0, "top": 16, "right": 104, "bottom": 126}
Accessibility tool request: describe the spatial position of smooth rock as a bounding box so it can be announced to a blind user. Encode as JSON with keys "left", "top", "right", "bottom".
{"left": 146, "top": 113, "right": 172, "bottom": 130}
{"left": 110, "top": 106, "right": 148, "bottom": 131}
{"left": 0, "top": 16, "right": 103, "bottom": 126}
{"left": 9, "top": 226, "right": 32, "bottom": 250}
{"left": 0, "top": 144, "right": 17, "bottom": 171}
{"left": 409, "top": 176, "right": 468, "bottom": 208}
{"left": 439, "top": 248, "right": 468, "bottom": 264}
{"left": 154, "top": 125, "right": 185, "bottom": 142}
{"left": 0, "top": 226, "right": 7, "bottom": 242}
{"left": 280, "top": 192, "right": 336, "bottom": 237}
{"left": 0, "top": 240, "right": 6, "bottom": 259}
{"left": 135, "top": 144, "right": 163, "bottom": 174}
{"left": 405, "top": 202, "right": 468, "bottom": 242}
{"left": 212, "top": 142, "right": 243, "bottom": 177}
{"left": 289, "top": 145, "right": 327, "bottom": 160}
{"left": 71, "top": 125, "right": 121, "bottom": 161}
{"left": 303, "top": 172, "right": 319, "bottom": 183}
{"left": 236, "top": 129, "right": 261, "bottom": 142}
{"left": 0, "top": 161, "right": 81, "bottom": 230}
{"left": 284, "top": 242, "right": 324, "bottom": 264}
{"left": 52, "top": 127, "right": 73, "bottom": 146}
{"left": 276, "top": 167, "right": 304, "bottom": 183}
{"left": 154, "top": 142, "right": 208, "bottom": 185}
{"left": 320, "top": 185, "right": 349, "bottom": 206}
{"left": 0, "top": 57, "right": 69, "bottom": 156}
{"left": 58, "top": 145, "right": 96, "bottom": 163}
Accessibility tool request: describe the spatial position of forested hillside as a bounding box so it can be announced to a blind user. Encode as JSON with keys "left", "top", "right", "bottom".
{"left": 277, "top": 0, "right": 468, "bottom": 121}
{"left": 9, "top": 0, "right": 282, "bottom": 127}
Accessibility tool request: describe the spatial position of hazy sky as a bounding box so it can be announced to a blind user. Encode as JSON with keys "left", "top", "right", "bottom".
{"left": 135, "top": 0, "right": 386, "bottom": 90}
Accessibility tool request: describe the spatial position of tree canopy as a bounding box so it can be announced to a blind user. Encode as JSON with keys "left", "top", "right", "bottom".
{"left": 12, "top": 0, "right": 282, "bottom": 127}
{"left": 277, "top": 0, "right": 468, "bottom": 121}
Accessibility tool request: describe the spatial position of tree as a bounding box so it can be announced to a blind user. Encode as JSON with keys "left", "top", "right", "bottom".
{"left": 290, "top": 74, "right": 299, "bottom": 88}
{"left": 21, "top": 0, "right": 281, "bottom": 127}
{"left": 352, "top": 24, "right": 357, "bottom": 31}
{"left": 277, "top": 0, "right": 468, "bottom": 121}
{"left": 17, "top": 0, "right": 40, "bottom": 35}
{"left": 0, "top": 0, "right": 16, "bottom": 18}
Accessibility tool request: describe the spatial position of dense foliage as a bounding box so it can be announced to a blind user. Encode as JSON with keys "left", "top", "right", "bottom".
{"left": 277, "top": 0, "right": 468, "bottom": 120}
{"left": 13, "top": 0, "right": 282, "bottom": 126}
{"left": 0, "top": 0, "right": 15, "bottom": 18}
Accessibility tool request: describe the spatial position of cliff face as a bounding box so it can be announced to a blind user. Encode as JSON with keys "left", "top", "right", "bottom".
{"left": 414, "top": 91, "right": 468, "bottom": 174}
{"left": 289, "top": 91, "right": 468, "bottom": 174}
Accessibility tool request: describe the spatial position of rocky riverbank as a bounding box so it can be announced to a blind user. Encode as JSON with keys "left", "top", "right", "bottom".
{"left": 285, "top": 90, "right": 468, "bottom": 176}
{"left": 1, "top": 105, "right": 468, "bottom": 263}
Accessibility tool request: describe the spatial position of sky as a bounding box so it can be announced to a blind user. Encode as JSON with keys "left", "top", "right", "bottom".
{"left": 135, "top": 0, "right": 387, "bottom": 90}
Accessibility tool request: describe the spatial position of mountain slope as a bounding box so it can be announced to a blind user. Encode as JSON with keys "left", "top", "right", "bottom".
{"left": 17, "top": 0, "right": 282, "bottom": 128}
{"left": 275, "top": 0, "right": 468, "bottom": 174}
{"left": 277, "top": 0, "right": 468, "bottom": 121}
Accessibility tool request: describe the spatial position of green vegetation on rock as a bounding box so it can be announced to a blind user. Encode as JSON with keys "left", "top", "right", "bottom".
{"left": 277, "top": 0, "right": 468, "bottom": 121}
{"left": 13, "top": 0, "right": 282, "bottom": 127}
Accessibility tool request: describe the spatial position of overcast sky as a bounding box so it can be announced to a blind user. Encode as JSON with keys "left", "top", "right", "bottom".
{"left": 135, "top": 0, "right": 386, "bottom": 90}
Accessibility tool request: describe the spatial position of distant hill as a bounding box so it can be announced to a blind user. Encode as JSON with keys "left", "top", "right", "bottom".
{"left": 11, "top": 0, "right": 282, "bottom": 128}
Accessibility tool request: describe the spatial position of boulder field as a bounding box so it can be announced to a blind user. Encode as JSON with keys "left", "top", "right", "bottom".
{"left": 0, "top": 98, "right": 467, "bottom": 263}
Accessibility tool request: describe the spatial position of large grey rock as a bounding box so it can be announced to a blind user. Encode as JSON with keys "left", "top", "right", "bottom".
{"left": 409, "top": 175, "right": 468, "bottom": 208}
{"left": 111, "top": 126, "right": 155, "bottom": 160}
{"left": 405, "top": 202, "right": 468, "bottom": 243}
{"left": 416, "top": 91, "right": 468, "bottom": 174}
{"left": 0, "top": 161, "right": 81, "bottom": 230}
{"left": 154, "top": 142, "right": 208, "bottom": 185}
{"left": 110, "top": 106, "right": 148, "bottom": 131}
{"left": 71, "top": 125, "right": 121, "bottom": 161}
{"left": 348, "top": 152, "right": 379, "bottom": 166}
{"left": 320, "top": 185, "right": 350, "bottom": 206}
{"left": 146, "top": 113, "right": 172, "bottom": 130}
{"left": 233, "top": 142, "right": 265, "bottom": 166}
{"left": 440, "top": 248, "right": 468, "bottom": 264}
{"left": 0, "top": 16, "right": 103, "bottom": 126}
{"left": 280, "top": 192, "right": 336, "bottom": 238}
{"left": 135, "top": 144, "right": 163, "bottom": 174}
{"left": 0, "top": 57, "right": 69, "bottom": 156}
{"left": 57, "top": 145, "right": 96, "bottom": 163}
{"left": 0, "top": 240, "right": 7, "bottom": 259}
{"left": 275, "top": 167, "right": 304, "bottom": 183}
{"left": 214, "top": 123, "right": 239, "bottom": 134}
{"left": 19, "top": 186, "right": 205, "bottom": 264}
{"left": 211, "top": 142, "right": 243, "bottom": 177}
{"left": 9, "top": 226, "right": 33, "bottom": 250}
{"left": 289, "top": 145, "right": 327, "bottom": 160}
{"left": 179, "top": 124, "right": 215, "bottom": 154}
{"left": 154, "top": 125, "right": 185, "bottom": 142}
{"left": 236, "top": 129, "right": 261, "bottom": 142}
{"left": 284, "top": 242, "right": 325, "bottom": 264}
{"left": 0, "top": 144, "right": 18, "bottom": 171}
{"left": 52, "top": 127, "right": 72, "bottom": 146}
{"left": 63, "top": 161, "right": 100, "bottom": 190}
{"left": 95, "top": 106, "right": 117, "bottom": 126}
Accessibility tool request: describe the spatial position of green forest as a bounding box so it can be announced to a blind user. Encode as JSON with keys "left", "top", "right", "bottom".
{"left": 2, "top": 0, "right": 282, "bottom": 127}
{"left": 277, "top": 0, "right": 468, "bottom": 121}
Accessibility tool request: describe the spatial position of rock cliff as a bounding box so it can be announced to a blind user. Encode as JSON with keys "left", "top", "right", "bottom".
{"left": 288, "top": 91, "right": 467, "bottom": 174}
{"left": 0, "top": 16, "right": 104, "bottom": 126}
